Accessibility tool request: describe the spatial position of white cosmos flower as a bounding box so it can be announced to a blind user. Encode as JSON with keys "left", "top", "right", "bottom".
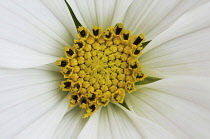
{"left": 0, "top": 0, "right": 210, "bottom": 139}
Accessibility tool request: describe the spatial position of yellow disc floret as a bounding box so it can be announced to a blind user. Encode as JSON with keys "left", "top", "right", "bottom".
{"left": 56, "top": 23, "right": 146, "bottom": 118}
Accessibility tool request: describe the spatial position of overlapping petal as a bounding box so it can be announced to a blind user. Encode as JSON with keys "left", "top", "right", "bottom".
{"left": 34, "top": 63, "right": 61, "bottom": 73}
{"left": 125, "top": 77, "right": 210, "bottom": 138}
{"left": 0, "top": 40, "right": 58, "bottom": 68}
{"left": 53, "top": 107, "right": 89, "bottom": 139}
{"left": 77, "top": 104, "right": 176, "bottom": 139}
{"left": 41, "top": 0, "right": 78, "bottom": 39}
{"left": 15, "top": 95, "right": 69, "bottom": 139}
{"left": 123, "top": 0, "right": 208, "bottom": 40}
{"left": 66, "top": 0, "right": 133, "bottom": 30}
{"left": 142, "top": 1, "right": 210, "bottom": 53}
{"left": 141, "top": 27, "right": 210, "bottom": 78}
{"left": 139, "top": 2, "right": 210, "bottom": 77}
{"left": 0, "top": 69, "right": 67, "bottom": 138}
{"left": 0, "top": 0, "right": 73, "bottom": 68}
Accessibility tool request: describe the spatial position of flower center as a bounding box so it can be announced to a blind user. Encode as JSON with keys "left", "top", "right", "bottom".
{"left": 56, "top": 23, "right": 146, "bottom": 117}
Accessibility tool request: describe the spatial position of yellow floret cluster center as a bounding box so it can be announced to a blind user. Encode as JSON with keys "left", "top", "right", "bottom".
{"left": 56, "top": 23, "right": 146, "bottom": 117}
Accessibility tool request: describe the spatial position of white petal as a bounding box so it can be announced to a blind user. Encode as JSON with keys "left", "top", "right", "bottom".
{"left": 143, "top": 2, "right": 210, "bottom": 53}
{"left": 34, "top": 62, "right": 61, "bottom": 73}
{"left": 0, "top": 69, "right": 62, "bottom": 94}
{"left": 146, "top": 77, "right": 210, "bottom": 109}
{"left": 78, "top": 104, "right": 176, "bottom": 139}
{"left": 99, "top": 105, "right": 142, "bottom": 139}
{"left": 53, "top": 106, "right": 88, "bottom": 139}
{"left": 140, "top": 27, "right": 210, "bottom": 77}
{"left": 140, "top": 3, "right": 210, "bottom": 78}
{"left": 15, "top": 95, "right": 69, "bottom": 139}
{"left": 124, "top": 0, "right": 208, "bottom": 40}
{"left": 41, "top": 0, "right": 78, "bottom": 39}
{"left": 116, "top": 104, "right": 177, "bottom": 139}
{"left": 126, "top": 77, "right": 210, "bottom": 138}
{"left": 0, "top": 40, "right": 58, "bottom": 68}
{"left": 77, "top": 107, "right": 101, "bottom": 139}
{"left": 0, "top": 0, "right": 73, "bottom": 68}
{"left": 0, "top": 69, "right": 67, "bottom": 138}
{"left": 97, "top": 106, "right": 112, "bottom": 139}
{"left": 67, "top": 0, "right": 133, "bottom": 29}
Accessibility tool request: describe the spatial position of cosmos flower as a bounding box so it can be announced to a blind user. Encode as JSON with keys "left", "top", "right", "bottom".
{"left": 0, "top": 0, "right": 210, "bottom": 139}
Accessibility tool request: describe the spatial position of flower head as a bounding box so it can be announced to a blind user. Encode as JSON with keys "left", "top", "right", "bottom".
{"left": 1, "top": 0, "right": 210, "bottom": 139}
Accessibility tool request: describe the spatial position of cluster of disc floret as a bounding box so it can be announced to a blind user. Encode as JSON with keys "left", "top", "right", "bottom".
{"left": 56, "top": 23, "right": 146, "bottom": 117}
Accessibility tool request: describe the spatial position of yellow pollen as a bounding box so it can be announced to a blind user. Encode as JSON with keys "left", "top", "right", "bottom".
{"left": 56, "top": 23, "right": 146, "bottom": 118}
